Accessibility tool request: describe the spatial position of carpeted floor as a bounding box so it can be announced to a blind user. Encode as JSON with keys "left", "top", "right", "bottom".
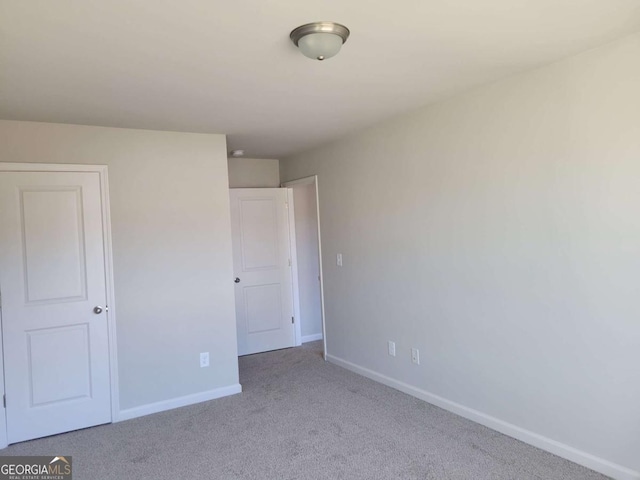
{"left": 0, "top": 341, "right": 608, "bottom": 479}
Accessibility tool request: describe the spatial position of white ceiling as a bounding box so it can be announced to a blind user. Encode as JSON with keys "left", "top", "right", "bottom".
{"left": 1, "top": 1, "right": 639, "bottom": 159}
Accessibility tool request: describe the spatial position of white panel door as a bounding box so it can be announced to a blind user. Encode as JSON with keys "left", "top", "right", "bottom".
{"left": 0, "top": 171, "right": 111, "bottom": 444}
{"left": 230, "top": 189, "right": 295, "bottom": 356}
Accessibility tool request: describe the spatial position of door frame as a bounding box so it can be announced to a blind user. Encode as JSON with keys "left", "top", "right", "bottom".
{"left": 0, "top": 162, "right": 120, "bottom": 448}
{"left": 285, "top": 188, "right": 303, "bottom": 347}
{"left": 281, "top": 175, "right": 327, "bottom": 360}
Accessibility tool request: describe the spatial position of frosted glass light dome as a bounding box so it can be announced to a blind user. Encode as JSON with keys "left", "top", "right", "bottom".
{"left": 290, "top": 22, "right": 350, "bottom": 61}
{"left": 298, "top": 32, "right": 344, "bottom": 61}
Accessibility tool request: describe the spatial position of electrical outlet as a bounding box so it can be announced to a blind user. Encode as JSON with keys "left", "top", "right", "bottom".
{"left": 336, "top": 253, "right": 343, "bottom": 267}
{"left": 411, "top": 348, "right": 420, "bottom": 365}
{"left": 200, "top": 352, "right": 210, "bottom": 368}
{"left": 388, "top": 341, "right": 396, "bottom": 357}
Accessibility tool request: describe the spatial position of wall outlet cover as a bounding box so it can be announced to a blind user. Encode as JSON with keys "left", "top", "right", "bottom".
{"left": 411, "top": 348, "right": 420, "bottom": 365}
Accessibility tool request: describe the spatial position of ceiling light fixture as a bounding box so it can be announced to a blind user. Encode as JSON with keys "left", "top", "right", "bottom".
{"left": 229, "top": 149, "right": 245, "bottom": 157}
{"left": 290, "top": 22, "right": 350, "bottom": 61}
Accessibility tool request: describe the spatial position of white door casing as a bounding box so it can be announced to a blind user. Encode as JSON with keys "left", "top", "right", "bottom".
{"left": 0, "top": 167, "right": 115, "bottom": 444}
{"left": 230, "top": 189, "right": 295, "bottom": 356}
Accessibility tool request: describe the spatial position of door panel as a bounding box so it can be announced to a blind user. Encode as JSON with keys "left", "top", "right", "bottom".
{"left": 28, "top": 324, "right": 92, "bottom": 406}
{"left": 0, "top": 171, "right": 111, "bottom": 444}
{"left": 239, "top": 198, "right": 279, "bottom": 270}
{"left": 21, "top": 187, "right": 87, "bottom": 303}
{"left": 230, "top": 189, "right": 294, "bottom": 356}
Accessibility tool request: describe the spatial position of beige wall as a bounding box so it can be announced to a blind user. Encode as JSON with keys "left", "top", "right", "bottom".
{"left": 0, "top": 121, "right": 239, "bottom": 411}
{"left": 227, "top": 157, "right": 279, "bottom": 188}
{"left": 281, "top": 33, "right": 640, "bottom": 476}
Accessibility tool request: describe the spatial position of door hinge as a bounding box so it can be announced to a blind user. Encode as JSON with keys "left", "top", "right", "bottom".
{"left": 291, "top": 316, "right": 294, "bottom": 324}
{"left": 288, "top": 258, "right": 292, "bottom": 267}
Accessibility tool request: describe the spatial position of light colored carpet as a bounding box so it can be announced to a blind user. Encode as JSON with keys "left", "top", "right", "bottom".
{"left": 0, "top": 341, "right": 608, "bottom": 479}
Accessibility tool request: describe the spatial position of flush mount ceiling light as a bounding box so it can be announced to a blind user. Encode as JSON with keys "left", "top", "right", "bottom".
{"left": 290, "top": 22, "right": 350, "bottom": 61}
{"left": 229, "top": 149, "right": 245, "bottom": 157}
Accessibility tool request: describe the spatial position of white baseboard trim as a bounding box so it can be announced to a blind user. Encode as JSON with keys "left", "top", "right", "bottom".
{"left": 326, "top": 354, "right": 638, "bottom": 480}
{"left": 302, "top": 333, "right": 323, "bottom": 343}
{"left": 116, "top": 383, "right": 242, "bottom": 422}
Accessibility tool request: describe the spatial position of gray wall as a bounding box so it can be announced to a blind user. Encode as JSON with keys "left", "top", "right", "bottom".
{"left": 281, "top": 33, "right": 640, "bottom": 474}
{"left": 227, "top": 157, "right": 279, "bottom": 188}
{"left": 0, "top": 121, "right": 239, "bottom": 411}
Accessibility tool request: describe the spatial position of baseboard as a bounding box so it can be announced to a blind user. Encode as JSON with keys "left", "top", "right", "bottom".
{"left": 326, "top": 354, "right": 638, "bottom": 480}
{"left": 302, "top": 333, "right": 323, "bottom": 343}
{"left": 116, "top": 383, "right": 242, "bottom": 422}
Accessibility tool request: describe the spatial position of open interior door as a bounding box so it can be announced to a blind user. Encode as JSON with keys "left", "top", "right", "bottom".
{"left": 229, "top": 188, "right": 295, "bottom": 356}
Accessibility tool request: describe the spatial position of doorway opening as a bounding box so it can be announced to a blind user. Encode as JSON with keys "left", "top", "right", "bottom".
{"left": 282, "top": 176, "right": 326, "bottom": 360}
{"left": 229, "top": 177, "right": 326, "bottom": 360}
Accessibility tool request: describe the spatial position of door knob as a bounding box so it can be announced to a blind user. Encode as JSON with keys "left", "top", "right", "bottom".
{"left": 234, "top": 277, "right": 240, "bottom": 283}
{"left": 93, "top": 306, "right": 103, "bottom": 314}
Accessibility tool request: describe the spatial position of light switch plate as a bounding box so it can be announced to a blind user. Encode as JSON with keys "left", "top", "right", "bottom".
{"left": 200, "top": 352, "right": 210, "bottom": 368}
{"left": 337, "top": 253, "right": 343, "bottom": 267}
